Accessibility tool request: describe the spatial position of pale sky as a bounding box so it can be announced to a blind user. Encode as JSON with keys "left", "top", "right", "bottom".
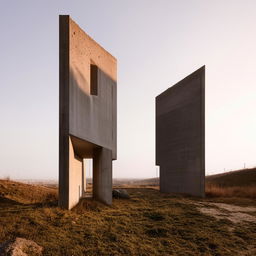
{"left": 0, "top": 0, "right": 255, "bottom": 180}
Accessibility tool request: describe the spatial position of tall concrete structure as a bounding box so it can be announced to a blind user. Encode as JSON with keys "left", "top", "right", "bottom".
{"left": 59, "top": 15, "right": 117, "bottom": 209}
{"left": 156, "top": 66, "right": 205, "bottom": 197}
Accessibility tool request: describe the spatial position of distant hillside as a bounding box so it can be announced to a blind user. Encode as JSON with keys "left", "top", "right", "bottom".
{"left": 123, "top": 168, "right": 256, "bottom": 189}
{"left": 0, "top": 179, "right": 57, "bottom": 204}
{"left": 119, "top": 178, "right": 159, "bottom": 186}
{"left": 206, "top": 168, "right": 256, "bottom": 187}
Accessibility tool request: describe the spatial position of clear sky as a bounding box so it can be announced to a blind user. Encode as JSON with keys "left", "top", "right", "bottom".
{"left": 0, "top": 0, "right": 255, "bottom": 180}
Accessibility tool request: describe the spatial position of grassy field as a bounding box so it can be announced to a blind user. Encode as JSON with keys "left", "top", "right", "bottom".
{"left": 206, "top": 168, "right": 256, "bottom": 187}
{"left": 206, "top": 168, "right": 256, "bottom": 198}
{"left": 0, "top": 176, "right": 256, "bottom": 256}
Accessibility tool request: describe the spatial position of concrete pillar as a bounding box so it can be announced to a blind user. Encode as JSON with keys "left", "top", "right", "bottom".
{"left": 93, "top": 148, "right": 112, "bottom": 205}
{"left": 68, "top": 138, "right": 83, "bottom": 209}
{"left": 59, "top": 136, "right": 83, "bottom": 210}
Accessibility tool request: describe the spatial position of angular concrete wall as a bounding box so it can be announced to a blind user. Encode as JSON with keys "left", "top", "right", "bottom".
{"left": 59, "top": 15, "right": 117, "bottom": 209}
{"left": 156, "top": 66, "right": 205, "bottom": 197}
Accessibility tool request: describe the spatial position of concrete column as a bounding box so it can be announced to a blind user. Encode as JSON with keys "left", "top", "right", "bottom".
{"left": 93, "top": 148, "right": 112, "bottom": 205}
{"left": 68, "top": 138, "right": 83, "bottom": 209}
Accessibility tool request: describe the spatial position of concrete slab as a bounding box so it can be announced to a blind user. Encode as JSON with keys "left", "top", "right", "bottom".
{"left": 156, "top": 66, "right": 205, "bottom": 197}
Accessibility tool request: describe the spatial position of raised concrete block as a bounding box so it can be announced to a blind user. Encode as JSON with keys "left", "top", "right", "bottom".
{"left": 156, "top": 66, "right": 205, "bottom": 197}
{"left": 59, "top": 15, "right": 117, "bottom": 209}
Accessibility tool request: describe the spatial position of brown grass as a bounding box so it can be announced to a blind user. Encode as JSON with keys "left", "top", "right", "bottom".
{"left": 206, "top": 184, "right": 256, "bottom": 198}
{"left": 206, "top": 168, "right": 256, "bottom": 187}
{"left": 0, "top": 179, "right": 57, "bottom": 204}
{"left": 205, "top": 168, "right": 256, "bottom": 199}
{"left": 0, "top": 180, "right": 256, "bottom": 255}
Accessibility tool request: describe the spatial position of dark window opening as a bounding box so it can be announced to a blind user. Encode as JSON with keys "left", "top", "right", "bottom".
{"left": 90, "top": 64, "right": 98, "bottom": 95}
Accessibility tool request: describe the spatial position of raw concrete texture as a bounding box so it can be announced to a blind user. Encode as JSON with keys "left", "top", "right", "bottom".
{"left": 156, "top": 66, "right": 205, "bottom": 197}
{"left": 59, "top": 15, "right": 117, "bottom": 209}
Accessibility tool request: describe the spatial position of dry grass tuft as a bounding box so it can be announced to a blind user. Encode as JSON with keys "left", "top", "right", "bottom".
{"left": 206, "top": 184, "right": 256, "bottom": 198}
{"left": 206, "top": 168, "right": 256, "bottom": 199}
{"left": 72, "top": 198, "right": 102, "bottom": 213}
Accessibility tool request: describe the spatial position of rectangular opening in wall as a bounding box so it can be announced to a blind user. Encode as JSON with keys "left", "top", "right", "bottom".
{"left": 90, "top": 64, "right": 98, "bottom": 95}
{"left": 82, "top": 158, "right": 93, "bottom": 198}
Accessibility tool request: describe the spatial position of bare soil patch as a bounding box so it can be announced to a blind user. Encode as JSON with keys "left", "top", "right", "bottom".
{"left": 197, "top": 202, "right": 256, "bottom": 223}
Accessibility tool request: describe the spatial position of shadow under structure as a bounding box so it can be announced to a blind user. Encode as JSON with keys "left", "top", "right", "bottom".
{"left": 156, "top": 66, "right": 205, "bottom": 197}
{"left": 59, "top": 15, "right": 117, "bottom": 209}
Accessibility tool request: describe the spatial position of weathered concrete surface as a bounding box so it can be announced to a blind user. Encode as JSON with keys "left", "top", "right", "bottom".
{"left": 93, "top": 148, "right": 112, "bottom": 205}
{"left": 156, "top": 66, "right": 205, "bottom": 197}
{"left": 59, "top": 15, "right": 117, "bottom": 209}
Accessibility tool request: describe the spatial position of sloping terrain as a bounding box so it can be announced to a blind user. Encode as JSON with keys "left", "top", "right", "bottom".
{"left": 130, "top": 168, "right": 256, "bottom": 198}
{"left": 0, "top": 179, "right": 57, "bottom": 204}
{"left": 206, "top": 168, "right": 256, "bottom": 187}
{"left": 114, "top": 178, "right": 159, "bottom": 187}
{"left": 125, "top": 167, "right": 256, "bottom": 188}
{"left": 0, "top": 179, "right": 255, "bottom": 255}
{"left": 206, "top": 168, "right": 256, "bottom": 198}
